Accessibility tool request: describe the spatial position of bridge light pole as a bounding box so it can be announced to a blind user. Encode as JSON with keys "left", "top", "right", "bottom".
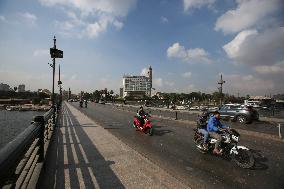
{"left": 58, "top": 64, "right": 62, "bottom": 109}
{"left": 50, "top": 36, "right": 63, "bottom": 126}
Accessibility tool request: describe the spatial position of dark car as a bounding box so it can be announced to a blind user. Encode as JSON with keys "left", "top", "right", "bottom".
{"left": 208, "top": 104, "right": 259, "bottom": 124}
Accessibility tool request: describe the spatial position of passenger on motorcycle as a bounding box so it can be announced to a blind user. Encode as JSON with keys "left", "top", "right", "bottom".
{"left": 207, "top": 111, "right": 229, "bottom": 155}
{"left": 137, "top": 106, "right": 146, "bottom": 128}
{"left": 197, "top": 112, "right": 210, "bottom": 150}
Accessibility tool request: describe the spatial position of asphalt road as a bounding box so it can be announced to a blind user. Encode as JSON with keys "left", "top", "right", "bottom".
{"left": 70, "top": 102, "right": 284, "bottom": 189}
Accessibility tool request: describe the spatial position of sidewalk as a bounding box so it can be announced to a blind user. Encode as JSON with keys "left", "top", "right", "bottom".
{"left": 39, "top": 102, "right": 189, "bottom": 189}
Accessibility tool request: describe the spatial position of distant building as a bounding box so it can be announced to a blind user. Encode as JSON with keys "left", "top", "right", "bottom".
{"left": 62, "top": 90, "right": 69, "bottom": 99}
{"left": 122, "top": 66, "right": 152, "bottom": 98}
{"left": 18, "top": 84, "right": 25, "bottom": 92}
{"left": 0, "top": 83, "right": 10, "bottom": 91}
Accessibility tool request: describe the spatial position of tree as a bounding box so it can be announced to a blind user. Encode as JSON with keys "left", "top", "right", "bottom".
{"left": 93, "top": 90, "right": 101, "bottom": 101}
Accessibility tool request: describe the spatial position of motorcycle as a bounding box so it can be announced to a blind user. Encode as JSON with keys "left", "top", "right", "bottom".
{"left": 133, "top": 113, "right": 153, "bottom": 136}
{"left": 193, "top": 128, "right": 255, "bottom": 169}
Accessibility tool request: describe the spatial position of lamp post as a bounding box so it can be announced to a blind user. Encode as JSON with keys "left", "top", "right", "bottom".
{"left": 58, "top": 64, "right": 62, "bottom": 109}
{"left": 49, "top": 36, "right": 63, "bottom": 126}
{"left": 52, "top": 37, "right": 56, "bottom": 115}
{"left": 218, "top": 74, "right": 225, "bottom": 106}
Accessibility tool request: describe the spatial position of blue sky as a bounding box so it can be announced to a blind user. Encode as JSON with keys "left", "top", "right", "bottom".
{"left": 0, "top": 0, "right": 283, "bottom": 96}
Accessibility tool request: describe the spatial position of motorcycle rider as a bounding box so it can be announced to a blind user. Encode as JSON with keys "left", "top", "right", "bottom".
{"left": 79, "top": 100, "right": 83, "bottom": 108}
{"left": 197, "top": 112, "right": 209, "bottom": 150}
{"left": 137, "top": 106, "right": 146, "bottom": 128}
{"left": 207, "top": 111, "right": 228, "bottom": 155}
{"left": 84, "top": 100, "right": 88, "bottom": 108}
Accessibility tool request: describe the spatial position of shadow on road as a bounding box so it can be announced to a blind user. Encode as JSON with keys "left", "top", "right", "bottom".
{"left": 250, "top": 149, "right": 269, "bottom": 170}
{"left": 154, "top": 128, "right": 173, "bottom": 136}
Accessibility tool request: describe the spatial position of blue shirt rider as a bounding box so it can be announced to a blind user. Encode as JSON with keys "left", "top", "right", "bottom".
{"left": 207, "top": 111, "right": 228, "bottom": 155}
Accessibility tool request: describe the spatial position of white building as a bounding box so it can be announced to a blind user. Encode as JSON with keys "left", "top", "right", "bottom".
{"left": 123, "top": 66, "right": 152, "bottom": 98}
{"left": 18, "top": 84, "right": 25, "bottom": 92}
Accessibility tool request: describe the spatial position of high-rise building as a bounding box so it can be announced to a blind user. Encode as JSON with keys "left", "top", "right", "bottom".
{"left": 122, "top": 66, "right": 152, "bottom": 98}
{"left": 18, "top": 84, "right": 25, "bottom": 92}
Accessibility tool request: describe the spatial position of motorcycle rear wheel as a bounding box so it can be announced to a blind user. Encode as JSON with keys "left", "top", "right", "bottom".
{"left": 232, "top": 148, "right": 254, "bottom": 169}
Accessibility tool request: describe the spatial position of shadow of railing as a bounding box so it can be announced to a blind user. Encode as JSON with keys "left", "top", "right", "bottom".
{"left": 39, "top": 104, "right": 125, "bottom": 189}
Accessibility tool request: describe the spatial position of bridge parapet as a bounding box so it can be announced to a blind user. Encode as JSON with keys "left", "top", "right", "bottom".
{"left": 0, "top": 106, "right": 60, "bottom": 188}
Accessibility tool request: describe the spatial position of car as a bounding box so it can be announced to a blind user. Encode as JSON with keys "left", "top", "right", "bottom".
{"left": 98, "top": 100, "right": 105, "bottom": 104}
{"left": 189, "top": 106, "right": 200, "bottom": 110}
{"left": 176, "top": 105, "right": 186, "bottom": 110}
{"left": 208, "top": 104, "right": 259, "bottom": 124}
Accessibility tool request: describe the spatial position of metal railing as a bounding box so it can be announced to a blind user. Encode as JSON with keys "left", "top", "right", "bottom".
{"left": 0, "top": 107, "right": 58, "bottom": 189}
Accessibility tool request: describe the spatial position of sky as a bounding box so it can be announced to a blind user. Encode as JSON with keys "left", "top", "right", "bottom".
{"left": 0, "top": 0, "right": 283, "bottom": 96}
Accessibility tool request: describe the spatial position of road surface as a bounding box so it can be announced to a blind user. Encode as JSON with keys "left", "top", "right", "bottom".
{"left": 70, "top": 102, "right": 284, "bottom": 189}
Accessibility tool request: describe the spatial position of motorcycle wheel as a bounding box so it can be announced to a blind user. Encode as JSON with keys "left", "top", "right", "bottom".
{"left": 232, "top": 148, "right": 254, "bottom": 169}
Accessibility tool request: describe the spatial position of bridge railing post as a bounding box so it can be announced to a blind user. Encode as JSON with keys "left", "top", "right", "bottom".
{"left": 33, "top": 116, "right": 45, "bottom": 162}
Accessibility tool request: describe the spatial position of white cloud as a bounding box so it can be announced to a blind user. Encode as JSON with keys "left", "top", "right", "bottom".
{"left": 19, "top": 12, "right": 37, "bottom": 25}
{"left": 223, "top": 29, "right": 258, "bottom": 59}
{"left": 40, "top": 0, "right": 137, "bottom": 38}
{"left": 85, "top": 21, "right": 107, "bottom": 38}
{"left": 0, "top": 15, "right": 6, "bottom": 22}
{"left": 167, "top": 42, "right": 212, "bottom": 63}
{"left": 161, "top": 16, "right": 168, "bottom": 23}
{"left": 215, "top": 0, "right": 282, "bottom": 34}
{"left": 223, "top": 27, "right": 284, "bottom": 67}
{"left": 33, "top": 49, "right": 49, "bottom": 57}
{"left": 254, "top": 60, "right": 284, "bottom": 74}
{"left": 183, "top": 0, "right": 215, "bottom": 12}
{"left": 84, "top": 15, "right": 123, "bottom": 38}
{"left": 225, "top": 74, "right": 275, "bottom": 95}
{"left": 167, "top": 42, "right": 187, "bottom": 59}
{"left": 182, "top": 72, "right": 192, "bottom": 78}
{"left": 40, "top": 0, "right": 137, "bottom": 17}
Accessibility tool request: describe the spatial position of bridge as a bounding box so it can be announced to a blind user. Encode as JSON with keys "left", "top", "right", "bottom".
{"left": 0, "top": 102, "right": 284, "bottom": 188}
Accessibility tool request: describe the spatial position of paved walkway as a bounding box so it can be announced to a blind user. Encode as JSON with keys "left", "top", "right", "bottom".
{"left": 39, "top": 102, "right": 189, "bottom": 189}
